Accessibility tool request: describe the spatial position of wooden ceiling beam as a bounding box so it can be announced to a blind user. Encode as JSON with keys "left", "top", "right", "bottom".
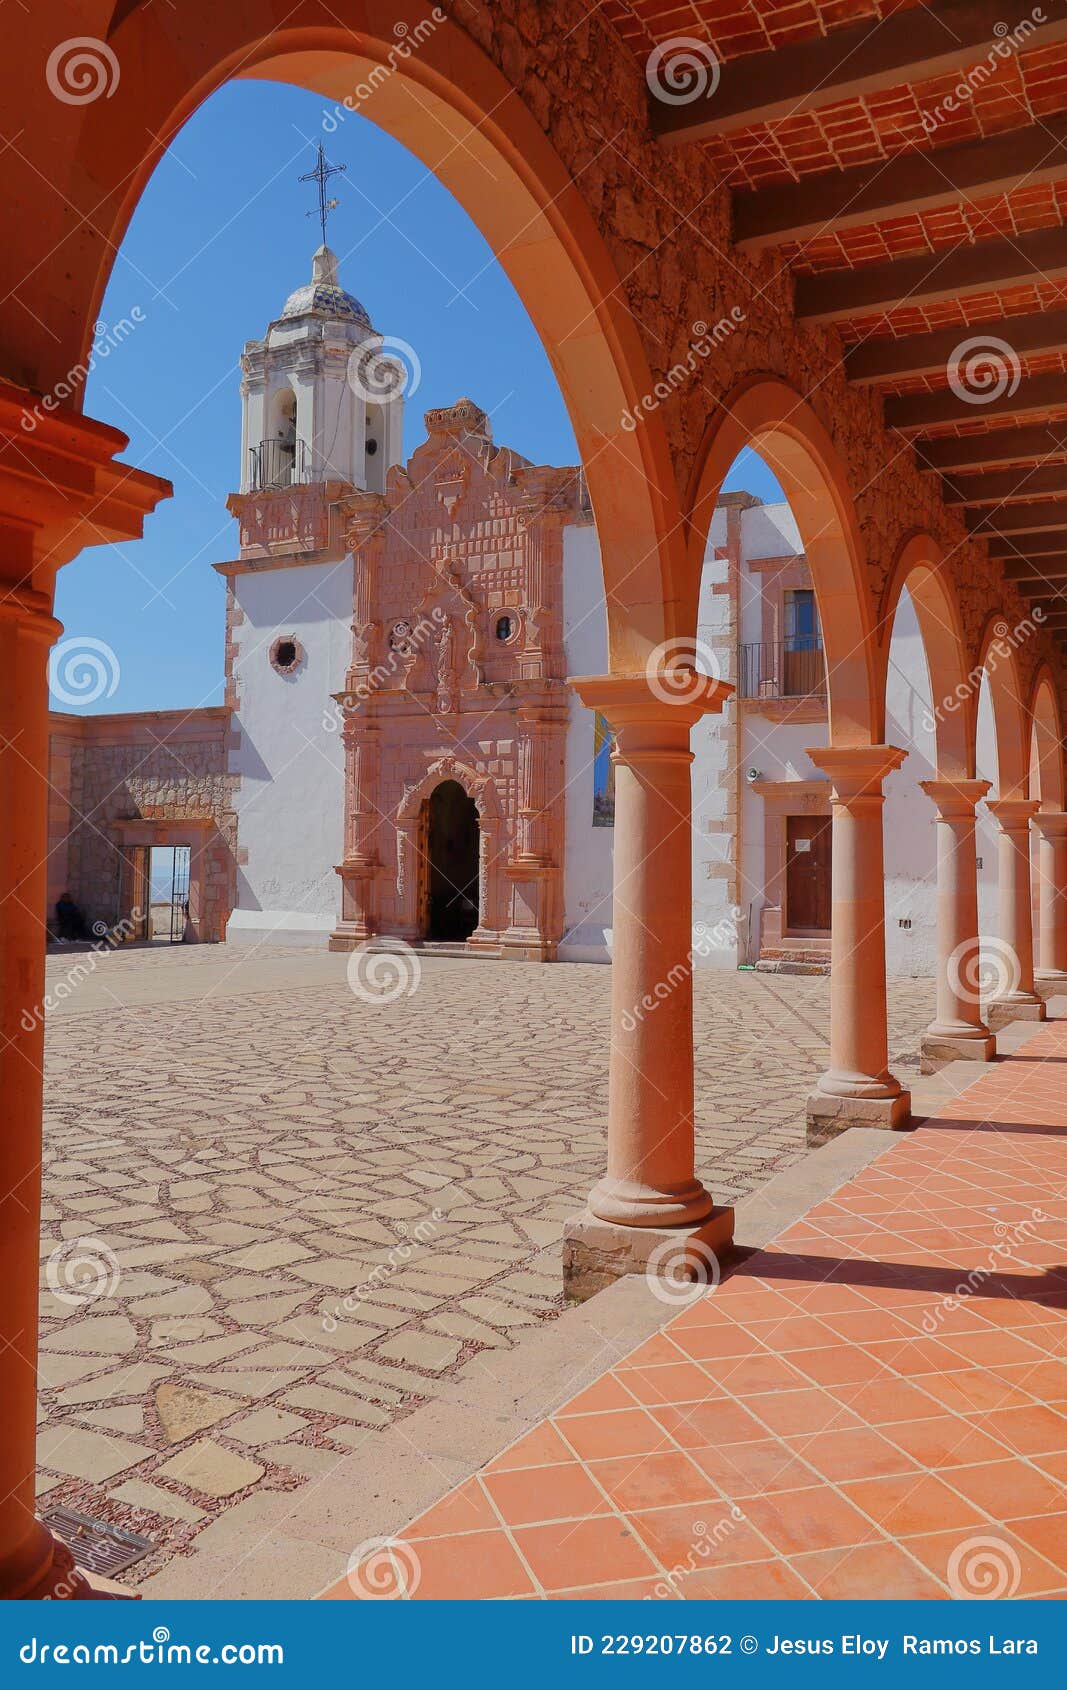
{"left": 944, "top": 465, "right": 1067, "bottom": 505}
{"left": 847, "top": 308, "right": 1067, "bottom": 384}
{"left": 917, "top": 425, "right": 1067, "bottom": 473}
{"left": 886, "top": 373, "right": 1067, "bottom": 433}
{"left": 968, "top": 502, "right": 1067, "bottom": 536}
{"left": 795, "top": 226, "right": 1067, "bottom": 324}
{"left": 736, "top": 117, "right": 1067, "bottom": 254}
{"left": 652, "top": 4, "right": 1067, "bottom": 145}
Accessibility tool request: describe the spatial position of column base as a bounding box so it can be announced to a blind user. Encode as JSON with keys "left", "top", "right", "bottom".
{"left": 1035, "top": 971, "right": 1067, "bottom": 998}
{"left": 986, "top": 995, "right": 1047, "bottom": 1031}
{"left": 806, "top": 1087, "right": 912, "bottom": 1148}
{"left": 920, "top": 1028, "right": 996, "bottom": 1073}
{"left": 562, "top": 1206, "right": 734, "bottom": 1304}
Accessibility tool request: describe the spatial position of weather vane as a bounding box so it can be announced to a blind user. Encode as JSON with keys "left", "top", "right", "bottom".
{"left": 300, "top": 143, "right": 346, "bottom": 246}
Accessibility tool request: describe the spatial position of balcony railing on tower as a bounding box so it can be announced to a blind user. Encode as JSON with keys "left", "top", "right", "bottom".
{"left": 737, "top": 639, "right": 827, "bottom": 702}
{"left": 249, "top": 438, "right": 309, "bottom": 490}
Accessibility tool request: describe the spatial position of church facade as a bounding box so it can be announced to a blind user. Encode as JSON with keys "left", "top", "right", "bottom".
{"left": 47, "top": 244, "right": 958, "bottom": 978}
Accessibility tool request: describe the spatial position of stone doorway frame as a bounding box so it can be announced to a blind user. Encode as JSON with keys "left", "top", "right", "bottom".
{"left": 750, "top": 778, "right": 831, "bottom": 952}
{"left": 395, "top": 758, "right": 505, "bottom": 949}
{"left": 112, "top": 816, "right": 225, "bottom": 945}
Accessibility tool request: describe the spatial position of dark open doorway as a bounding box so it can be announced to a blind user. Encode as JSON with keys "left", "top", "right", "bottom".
{"left": 426, "top": 781, "right": 480, "bottom": 942}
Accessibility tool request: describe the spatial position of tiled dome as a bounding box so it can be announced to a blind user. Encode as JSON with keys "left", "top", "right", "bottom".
{"left": 280, "top": 246, "right": 371, "bottom": 329}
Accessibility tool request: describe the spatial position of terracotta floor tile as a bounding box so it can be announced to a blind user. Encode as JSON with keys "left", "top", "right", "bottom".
{"left": 711, "top": 1352, "right": 811, "bottom": 1395}
{"left": 688, "top": 1437, "right": 816, "bottom": 1498}
{"left": 653, "top": 1397, "right": 768, "bottom": 1449}
{"left": 514, "top": 1515, "right": 656, "bottom": 1592}
{"left": 791, "top": 1540, "right": 948, "bottom": 1600}
{"left": 799, "top": 1426, "right": 921, "bottom": 1482}
{"left": 949, "top": 1459, "right": 1067, "bottom": 1521}
{"left": 915, "top": 1366, "right": 1029, "bottom": 1414}
{"left": 992, "top": 1359, "right": 1067, "bottom": 1401}
{"left": 739, "top": 1485, "right": 882, "bottom": 1556}
{"left": 621, "top": 1361, "right": 725, "bottom": 1407}
{"left": 975, "top": 1403, "right": 1067, "bottom": 1456}
{"left": 588, "top": 1450, "right": 721, "bottom": 1513}
{"left": 754, "top": 1387, "right": 861, "bottom": 1437}
{"left": 406, "top": 1530, "right": 536, "bottom": 1600}
{"left": 902, "top": 1525, "right": 1063, "bottom": 1598}
{"left": 841, "top": 1472, "right": 986, "bottom": 1536}
{"left": 882, "top": 1415, "right": 1012, "bottom": 1470}
{"left": 557, "top": 1407, "right": 674, "bottom": 1462}
{"left": 668, "top": 1324, "right": 769, "bottom": 1362}
{"left": 555, "top": 1374, "right": 637, "bottom": 1417}
{"left": 401, "top": 1478, "right": 498, "bottom": 1540}
{"left": 742, "top": 1316, "right": 839, "bottom": 1352}
{"left": 626, "top": 1500, "right": 772, "bottom": 1570}
{"left": 481, "top": 1461, "right": 612, "bottom": 1527}
{"left": 829, "top": 1377, "right": 942, "bottom": 1425}
{"left": 941, "top": 1330, "right": 1052, "bottom": 1369}
{"left": 548, "top": 1578, "right": 679, "bottom": 1600}
{"left": 1006, "top": 1511, "right": 1067, "bottom": 1574}
{"left": 676, "top": 1559, "right": 812, "bottom": 1600}
{"left": 789, "top": 1344, "right": 895, "bottom": 1387}
{"left": 484, "top": 1422, "right": 574, "bottom": 1473}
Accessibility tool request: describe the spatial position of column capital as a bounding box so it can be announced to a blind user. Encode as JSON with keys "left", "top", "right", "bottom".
{"left": 806, "top": 744, "right": 906, "bottom": 802}
{"left": 0, "top": 383, "right": 171, "bottom": 584}
{"left": 569, "top": 669, "right": 732, "bottom": 738}
{"left": 987, "top": 797, "right": 1042, "bottom": 832}
{"left": 1032, "top": 809, "right": 1067, "bottom": 841}
{"left": 919, "top": 777, "right": 991, "bottom": 818}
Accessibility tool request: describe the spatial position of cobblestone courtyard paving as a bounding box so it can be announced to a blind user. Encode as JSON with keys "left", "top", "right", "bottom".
{"left": 36, "top": 944, "right": 935, "bottom": 1586}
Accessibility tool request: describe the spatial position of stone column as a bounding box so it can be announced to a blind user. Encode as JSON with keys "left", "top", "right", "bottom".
{"left": 563, "top": 671, "right": 734, "bottom": 1300}
{"left": 805, "top": 746, "right": 911, "bottom": 1144}
{"left": 0, "top": 386, "right": 169, "bottom": 1599}
{"left": 0, "top": 585, "right": 92, "bottom": 1600}
{"left": 1033, "top": 811, "right": 1067, "bottom": 987}
{"left": 919, "top": 779, "right": 995, "bottom": 1070}
{"left": 986, "top": 799, "right": 1046, "bottom": 1025}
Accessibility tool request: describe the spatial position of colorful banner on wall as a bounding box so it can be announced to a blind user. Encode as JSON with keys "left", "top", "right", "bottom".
{"left": 593, "top": 710, "right": 615, "bottom": 827}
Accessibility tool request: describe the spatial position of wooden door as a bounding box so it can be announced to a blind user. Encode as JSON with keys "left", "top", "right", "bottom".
{"left": 785, "top": 815, "right": 831, "bottom": 933}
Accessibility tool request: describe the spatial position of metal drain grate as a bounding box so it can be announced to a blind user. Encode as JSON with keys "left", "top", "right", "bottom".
{"left": 42, "top": 1507, "right": 154, "bottom": 1578}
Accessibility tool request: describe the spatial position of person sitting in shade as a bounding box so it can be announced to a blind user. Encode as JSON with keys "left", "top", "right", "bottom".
{"left": 54, "top": 890, "right": 89, "bottom": 942}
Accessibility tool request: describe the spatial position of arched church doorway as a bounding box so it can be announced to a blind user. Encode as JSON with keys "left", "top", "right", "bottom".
{"left": 425, "top": 781, "right": 480, "bottom": 943}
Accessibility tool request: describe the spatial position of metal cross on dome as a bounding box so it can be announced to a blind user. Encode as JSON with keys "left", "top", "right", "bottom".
{"left": 299, "top": 143, "right": 346, "bottom": 245}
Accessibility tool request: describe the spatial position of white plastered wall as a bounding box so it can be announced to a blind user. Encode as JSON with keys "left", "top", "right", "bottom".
{"left": 227, "top": 558, "right": 353, "bottom": 942}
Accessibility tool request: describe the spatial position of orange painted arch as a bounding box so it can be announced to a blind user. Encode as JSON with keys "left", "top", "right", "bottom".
{"left": 686, "top": 375, "right": 878, "bottom": 747}
{"left": 878, "top": 533, "right": 974, "bottom": 782}
{"left": 41, "top": 0, "right": 686, "bottom": 668}
{"left": 1027, "top": 665, "right": 1066, "bottom": 810}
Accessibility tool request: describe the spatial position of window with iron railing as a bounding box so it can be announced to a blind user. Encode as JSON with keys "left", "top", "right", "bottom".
{"left": 737, "top": 638, "right": 827, "bottom": 701}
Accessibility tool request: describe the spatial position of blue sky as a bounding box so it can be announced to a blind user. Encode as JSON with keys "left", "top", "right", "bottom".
{"left": 57, "top": 80, "right": 781, "bottom": 715}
